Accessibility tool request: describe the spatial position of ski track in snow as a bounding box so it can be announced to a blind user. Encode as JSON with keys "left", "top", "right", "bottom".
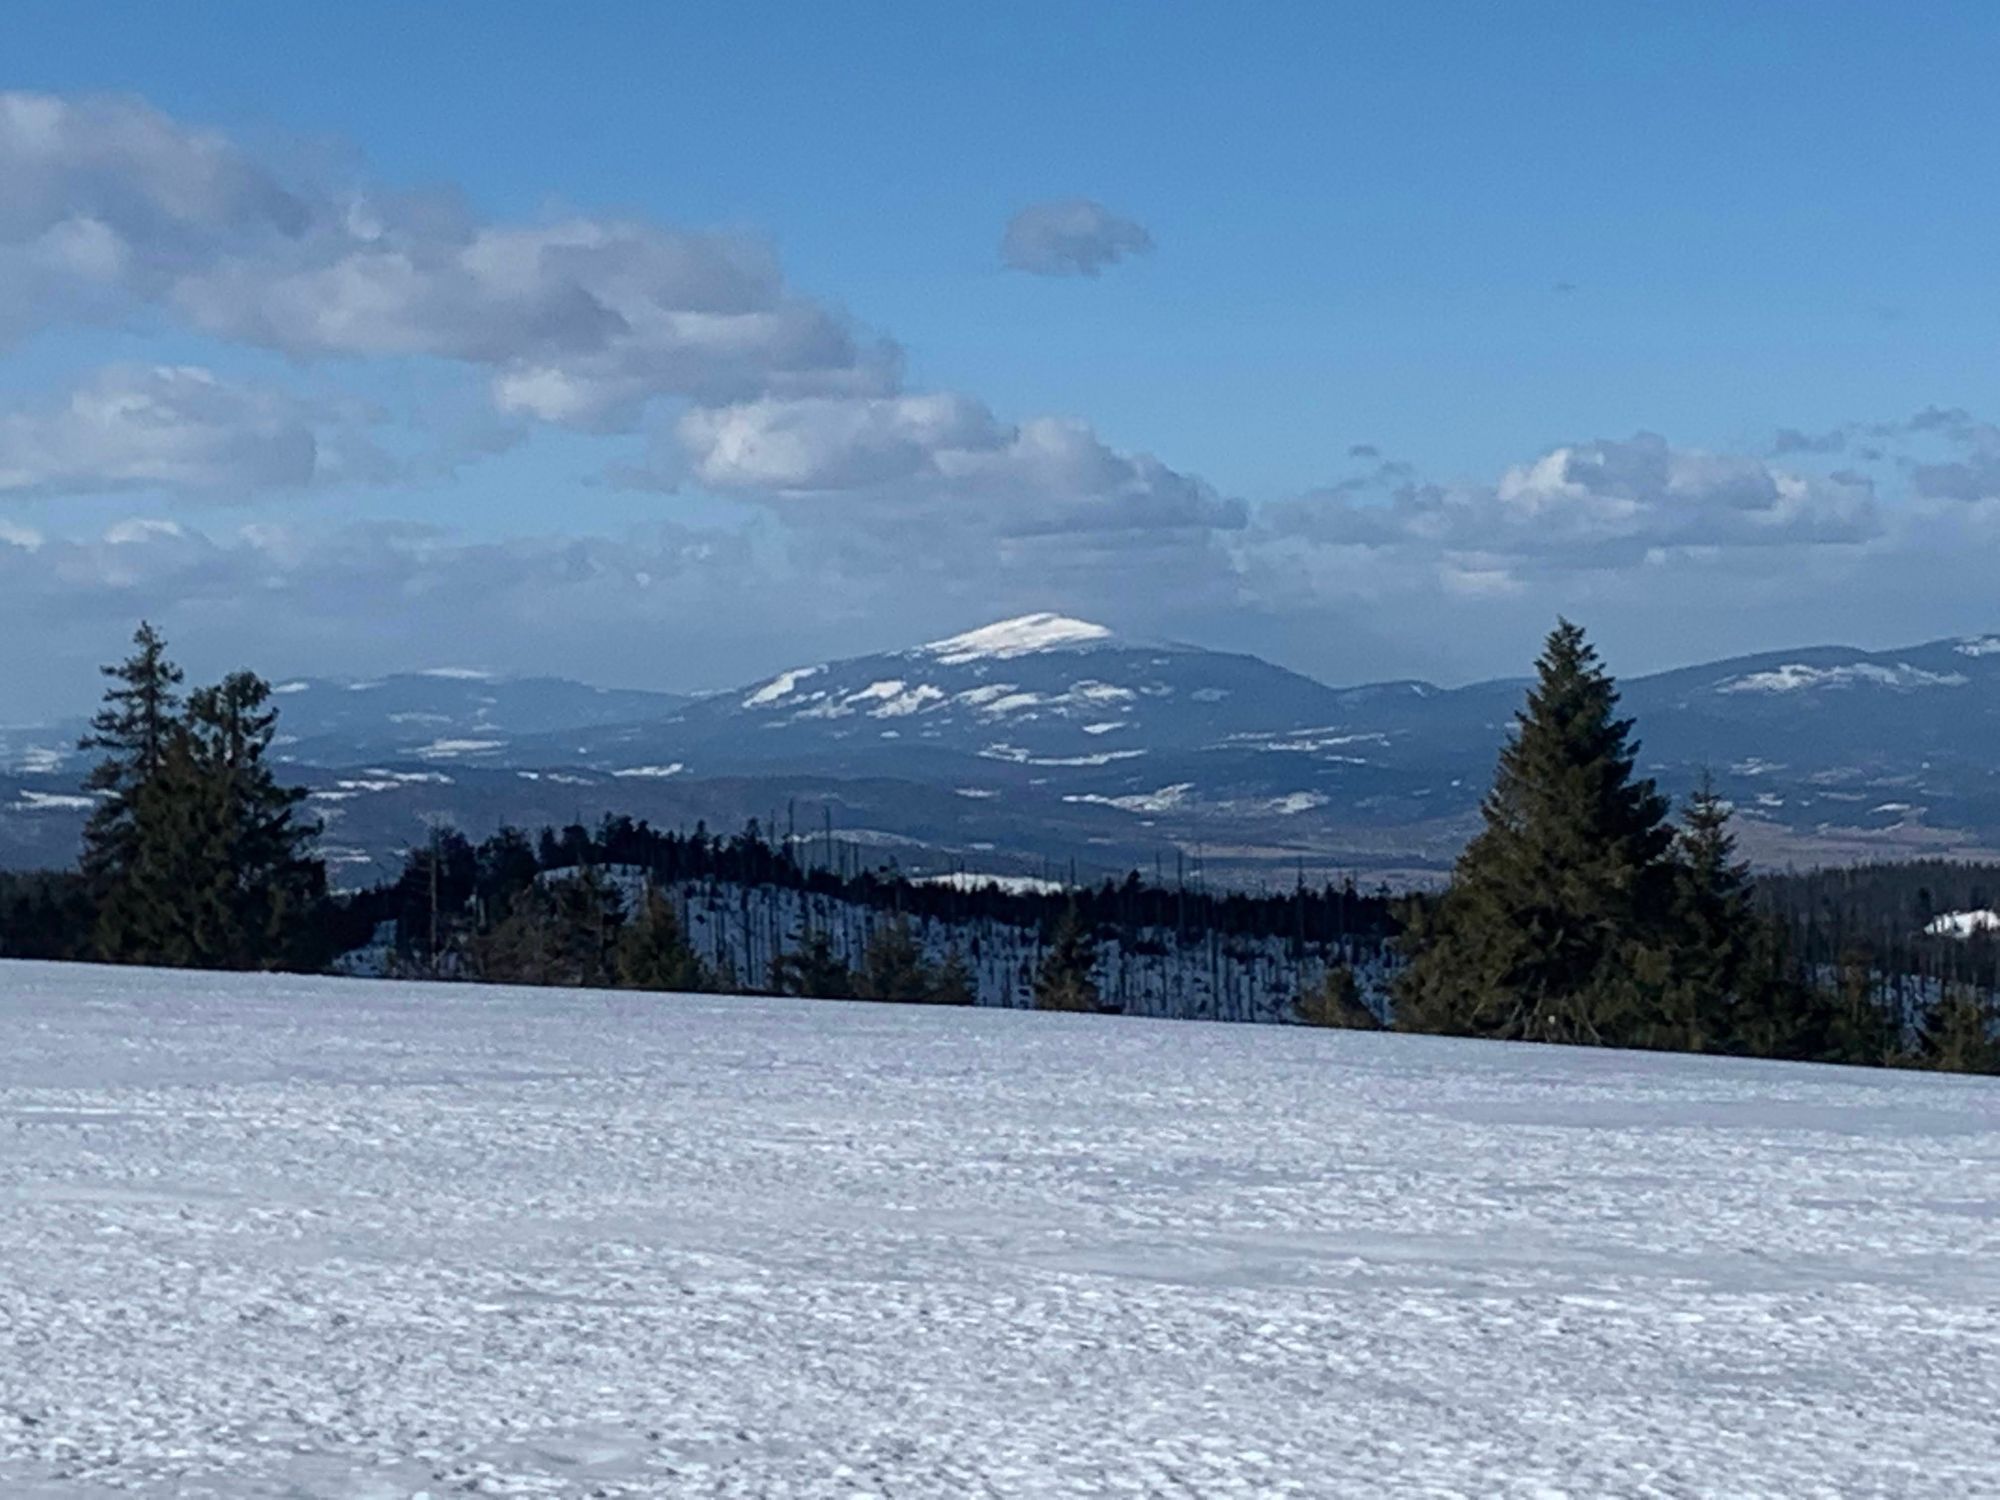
{"left": 1, "top": 960, "right": 1996, "bottom": 1498}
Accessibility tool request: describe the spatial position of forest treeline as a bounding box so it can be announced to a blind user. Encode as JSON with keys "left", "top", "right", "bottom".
{"left": 1, "top": 621, "right": 1996, "bottom": 1072}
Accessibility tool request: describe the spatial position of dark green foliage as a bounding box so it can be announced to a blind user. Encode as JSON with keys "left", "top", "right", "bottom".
{"left": 1034, "top": 901, "right": 1101, "bottom": 1012}
{"left": 82, "top": 630, "right": 325, "bottom": 971}
{"left": 1296, "top": 964, "right": 1379, "bottom": 1029}
{"left": 475, "top": 867, "right": 625, "bottom": 987}
{"left": 930, "top": 946, "right": 977, "bottom": 1006}
{"left": 618, "top": 887, "right": 711, "bottom": 993}
{"left": 1647, "top": 773, "right": 1757, "bottom": 1052}
{"left": 769, "top": 927, "right": 854, "bottom": 998}
{"left": 1915, "top": 984, "right": 2000, "bottom": 1074}
{"left": 79, "top": 621, "right": 183, "bottom": 891}
{"left": 476, "top": 827, "right": 541, "bottom": 922}
{"left": 1391, "top": 621, "right": 1993, "bottom": 1070}
{"left": 850, "top": 917, "right": 978, "bottom": 1003}
{"left": 1720, "top": 919, "right": 1837, "bottom": 1063}
{"left": 1825, "top": 948, "right": 1906, "bottom": 1067}
{"left": 0, "top": 871, "right": 95, "bottom": 960}
{"left": 1396, "top": 621, "right": 1675, "bottom": 1046}
{"left": 855, "top": 917, "right": 933, "bottom": 1001}
{"left": 392, "top": 828, "right": 478, "bottom": 964}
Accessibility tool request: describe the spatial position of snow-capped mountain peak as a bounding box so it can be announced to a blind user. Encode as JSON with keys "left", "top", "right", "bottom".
{"left": 923, "top": 613, "right": 1115, "bottom": 664}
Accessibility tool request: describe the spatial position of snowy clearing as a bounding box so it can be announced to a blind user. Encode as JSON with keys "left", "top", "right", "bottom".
{"left": 1, "top": 961, "right": 1996, "bottom": 1498}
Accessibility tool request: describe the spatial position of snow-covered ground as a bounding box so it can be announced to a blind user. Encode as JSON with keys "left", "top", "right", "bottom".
{"left": 2, "top": 961, "right": 1996, "bottom": 1498}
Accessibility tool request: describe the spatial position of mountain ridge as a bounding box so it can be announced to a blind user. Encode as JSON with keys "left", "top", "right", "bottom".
{"left": 8, "top": 614, "right": 2000, "bottom": 884}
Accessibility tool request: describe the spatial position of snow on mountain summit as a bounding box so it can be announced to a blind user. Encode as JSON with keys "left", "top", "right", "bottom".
{"left": 923, "top": 613, "right": 1115, "bottom": 664}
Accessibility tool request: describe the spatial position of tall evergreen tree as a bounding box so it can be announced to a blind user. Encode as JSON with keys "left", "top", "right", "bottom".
{"left": 79, "top": 622, "right": 184, "bottom": 893}
{"left": 1033, "top": 901, "right": 1102, "bottom": 1012}
{"left": 475, "top": 827, "right": 541, "bottom": 923}
{"left": 1396, "top": 620, "right": 1674, "bottom": 1046}
{"left": 1650, "top": 773, "right": 1758, "bottom": 1052}
{"left": 189, "top": 672, "right": 326, "bottom": 966}
{"left": 95, "top": 671, "right": 324, "bottom": 969}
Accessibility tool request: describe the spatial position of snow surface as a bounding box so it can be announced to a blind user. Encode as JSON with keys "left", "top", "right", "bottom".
{"left": 2, "top": 960, "right": 1996, "bottom": 1498}
{"left": 925, "top": 613, "right": 1113, "bottom": 664}
{"left": 743, "top": 665, "right": 823, "bottom": 710}
{"left": 1717, "top": 662, "right": 1969, "bottom": 694}
{"left": 1924, "top": 909, "right": 2000, "bottom": 939}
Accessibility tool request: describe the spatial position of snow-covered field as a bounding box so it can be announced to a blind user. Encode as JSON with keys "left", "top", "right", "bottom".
{"left": 2, "top": 962, "right": 1996, "bottom": 1498}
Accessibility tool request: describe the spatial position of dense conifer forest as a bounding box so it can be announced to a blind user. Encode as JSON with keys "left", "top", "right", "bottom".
{"left": 2, "top": 622, "right": 1995, "bottom": 1072}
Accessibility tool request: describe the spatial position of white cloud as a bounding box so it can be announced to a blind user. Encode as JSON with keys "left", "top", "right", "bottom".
{"left": 675, "top": 395, "right": 1244, "bottom": 538}
{"left": 0, "top": 92, "right": 897, "bottom": 429}
{"left": 679, "top": 393, "right": 1001, "bottom": 493}
{"left": 1271, "top": 432, "right": 1879, "bottom": 586}
{"left": 0, "top": 365, "right": 372, "bottom": 496}
{"left": 1001, "top": 198, "right": 1153, "bottom": 277}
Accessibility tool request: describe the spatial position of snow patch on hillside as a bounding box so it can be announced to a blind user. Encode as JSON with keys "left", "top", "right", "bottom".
{"left": 1064, "top": 782, "right": 1195, "bottom": 814}
{"left": 925, "top": 613, "right": 1113, "bottom": 664}
{"left": 980, "top": 743, "right": 1148, "bottom": 767}
{"left": 913, "top": 871, "right": 1068, "bottom": 896}
{"left": 744, "top": 665, "right": 823, "bottom": 708}
{"left": 10, "top": 747, "right": 66, "bottom": 775}
{"left": 872, "top": 683, "right": 946, "bottom": 717}
{"left": 1925, "top": 908, "right": 2000, "bottom": 938}
{"left": 1718, "top": 662, "right": 1969, "bottom": 694}
{"left": 416, "top": 738, "right": 507, "bottom": 759}
{"left": 8, "top": 790, "right": 94, "bottom": 812}
{"left": 1266, "top": 791, "right": 1330, "bottom": 815}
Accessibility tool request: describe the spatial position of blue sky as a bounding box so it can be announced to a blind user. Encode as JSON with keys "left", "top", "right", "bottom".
{"left": 6, "top": 2, "right": 2000, "bottom": 714}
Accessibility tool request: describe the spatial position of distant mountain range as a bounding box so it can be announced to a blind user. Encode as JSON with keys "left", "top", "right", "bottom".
{"left": 8, "top": 613, "right": 2000, "bottom": 885}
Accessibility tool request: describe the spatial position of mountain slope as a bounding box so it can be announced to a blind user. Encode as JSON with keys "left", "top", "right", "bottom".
{"left": 10, "top": 617, "right": 2000, "bottom": 882}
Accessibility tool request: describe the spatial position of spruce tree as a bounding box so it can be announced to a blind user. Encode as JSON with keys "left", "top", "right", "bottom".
{"left": 1033, "top": 901, "right": 1101, "bottom": 1012}
{"left": 855, "top": 916, "right": 934, "bottom": 1001}
{"left": 618, "top": 887, "right": 711, "bottom": 992}
{"left": 1826, "top": 948, "right": 1903, "bottom": 1065}
{"left": 189, "top": 672, "right": 326, "bottom": 967}
{"left": 79, "top": 622, "right": 184, "bottom": 897}
{"left": 769, "top": 927, "right": 854, "bottom": 998}
{"left": 931, "top": 946, "right": 978, "bottom": 1005}
{"left": 89, "top": 656, "right": 325, "bottom": 971}
{"left": 1915, "top": 984, "right": 2000, "bottom": 1074}
{"left": 1726, "top": 917, "right": 1836, "bottom": 1062}
{"left": 475, "top": 827, "right": 541, "bottom": 923}
{"left": 477, "top": 867, "right": 624, "bottom": 987}
{"left": 1396, "top": 620, "right": 1674, "bottom": 1046}
{"left": 1651, "top": 773, "right": 1757, "bottom": 1052}
{"left": 1296, "top": 963, "right": 1379, "bottom": 1028}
